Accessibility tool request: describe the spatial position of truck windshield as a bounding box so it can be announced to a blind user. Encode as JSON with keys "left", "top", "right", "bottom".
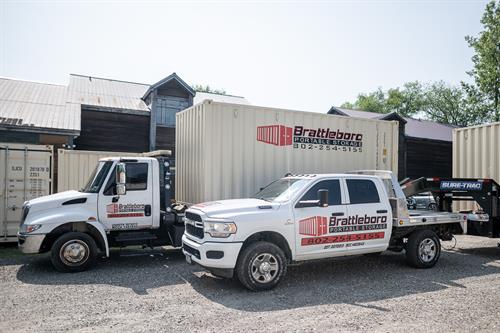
{"left": 253, "top": 178, "right": 310, "bottom": 203}
{"left": 80, "top": 161, "right": 113, "bottom": 193}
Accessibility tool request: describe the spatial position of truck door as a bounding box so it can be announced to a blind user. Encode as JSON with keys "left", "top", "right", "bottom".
{"left": 294, "top": 179, "right": 348, "bottom": 258}
{"left": 344, "top": 178, "right": 391, "bottom": 252}
{"left": 98, "top": 161, "right": 154, "bottom": 231}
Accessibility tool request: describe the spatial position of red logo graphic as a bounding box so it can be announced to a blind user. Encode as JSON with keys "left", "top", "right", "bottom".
{"left": 299, "top": 216, "right": 328, "bottom": 236}
{"left": 257, "top": 125, "right": 293, "bottom": 146}
{"left": 106, "top": 203, "right": 118, "bottom": 214}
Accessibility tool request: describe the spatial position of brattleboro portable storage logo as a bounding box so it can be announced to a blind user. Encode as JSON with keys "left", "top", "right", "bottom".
{"left": 256, "top": 124, "right": 364, "bottom": 152}
{"left": 299, "top": 215, "right": 387, "bottom": 247}
{"left": 106, "top": 203, "right": 145, "bottom": 218}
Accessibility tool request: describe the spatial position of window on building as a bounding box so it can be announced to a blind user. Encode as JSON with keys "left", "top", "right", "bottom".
{"left": 155, "top": 96, "right": 189, "bottom": 127}
{"left": 346, "top": 179, "right": 380, "bottom": 204}
{"left": 300, "top": 180, "right": 342, "bottom": 205}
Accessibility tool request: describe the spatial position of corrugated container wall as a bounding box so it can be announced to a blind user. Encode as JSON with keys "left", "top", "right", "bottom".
{"left": 1, "top": 143, "right": 53, "bottom": 241}
{"left": 57, "top": 149, "right": 140, "bottom": 192}
{"left": 176, "top": 101, "right": 399, "bottom": 204}
{"left": 453, "top": 122, "right": 500, "bottom": 211}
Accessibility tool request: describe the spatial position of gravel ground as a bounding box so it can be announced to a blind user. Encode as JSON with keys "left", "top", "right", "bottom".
{"left": 0, "top": 235, "right": 499, "bottom": 333}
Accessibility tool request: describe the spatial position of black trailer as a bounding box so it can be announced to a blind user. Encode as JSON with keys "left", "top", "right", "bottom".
{"left": 401, "top": 177, "right": 500, "bottom": 238}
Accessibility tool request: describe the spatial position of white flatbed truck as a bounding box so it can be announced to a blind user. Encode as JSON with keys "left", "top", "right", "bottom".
{"left": 182, "top": 171, "right": 465, "bottom": 291}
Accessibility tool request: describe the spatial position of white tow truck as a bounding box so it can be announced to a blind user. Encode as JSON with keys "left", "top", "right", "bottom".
{"left": 17, "top": 152, "right": 184, "bottom": 272}
{"left": 182, "top": 171, "right": 465, "bottom": 291}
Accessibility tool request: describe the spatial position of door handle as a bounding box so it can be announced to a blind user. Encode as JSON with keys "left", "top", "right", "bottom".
{"left": 377, "top": 209, "right": 388, "bottom": 214}
{"left": 145, "top": 205, "right": 152, "bottom": 216}
{"left": 331, "top": 212, "right": 344, "bottom": 216}
{"left": 112, "top": 196, "right": 119, "bottom": 203}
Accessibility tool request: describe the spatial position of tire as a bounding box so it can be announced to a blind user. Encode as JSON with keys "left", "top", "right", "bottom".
{"left": 405, "top": 230, "right": 441, "bottom": 268}
{"left": 50, "top": 232, "right": 98, "bottom": 273}
{"left": 236, "top": 241, "right": 287, "bottom": 291}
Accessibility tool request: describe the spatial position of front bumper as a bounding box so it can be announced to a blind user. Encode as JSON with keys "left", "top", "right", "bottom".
{"left": 18, "top": 233, "right": 46, "bottom": 254}
{"left": 182, "top": 234, "right": 242, "bottom": 269}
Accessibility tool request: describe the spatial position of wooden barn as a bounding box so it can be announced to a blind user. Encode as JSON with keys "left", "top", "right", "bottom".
{"left": 327, "top": 107, "right": 456, "bottom": 180}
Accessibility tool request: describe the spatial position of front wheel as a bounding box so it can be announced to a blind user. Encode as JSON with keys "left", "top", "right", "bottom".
{"left": 405, "top": 230, "right": 441, "bottom": 268}
{"left": 236, "top": 241, "right": 287, "bottom": 291}
{"left": 51, "top": 232, "right": 98, "bottom": 273}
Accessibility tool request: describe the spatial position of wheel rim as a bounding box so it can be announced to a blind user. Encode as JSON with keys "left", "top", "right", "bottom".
{"left": 251, "top": 253, "right": 279, "bottom": 284}
{"left": 60, "top": 239, "right": 90, "bottom": 266}
{"left": 418, "top": 238, "right": 437, "bottom": 262}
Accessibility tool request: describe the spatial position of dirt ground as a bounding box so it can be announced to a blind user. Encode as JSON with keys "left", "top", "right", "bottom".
{"left": 0, "top": 235, "right": 499, "bottom": 332}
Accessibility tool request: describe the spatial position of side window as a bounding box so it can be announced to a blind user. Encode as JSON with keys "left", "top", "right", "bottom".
{"left": 346, "top": 179, "right": 380, "bottom": 204}
{"left": 103, "top": 163, "right": 148, "bottom": 195}
{"left": 300, "top": 180, "right": 341, "bottom": 205}
{"left": 124, "top": 163, "right": 148, "bottom": 190}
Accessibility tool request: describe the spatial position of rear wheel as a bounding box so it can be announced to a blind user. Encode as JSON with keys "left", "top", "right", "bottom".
{"left": 51, "top": 232, "right": 98, "bottom": 273}
{"left": 405, "top": 230, "right": 441, "bottom": 268}
{"left": 236, "top": 241, "right": 287, "bottom": 291}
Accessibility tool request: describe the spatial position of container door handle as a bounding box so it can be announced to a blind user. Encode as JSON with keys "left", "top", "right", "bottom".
{"left": 377, "top": 209, "right": 388, "bottom": 214}
{"left": 145, "top": 205, "right": 152, "bottom": 216}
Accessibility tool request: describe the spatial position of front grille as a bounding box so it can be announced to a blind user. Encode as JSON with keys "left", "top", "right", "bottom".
{"left": 185, "top": 223, "right": 204, "bottom": 239}
{"left": 183, "top": 243, "right": 201, "bottom": 259}
{"left": 185, "top": 212, "right": 202, "bottom": 222}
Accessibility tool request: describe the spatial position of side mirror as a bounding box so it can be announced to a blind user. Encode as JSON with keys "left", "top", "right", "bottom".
{"left": 115, "top": 162, "right": 127, "bottom": 195}
{"left": 318, "top": 189, "right": 329, "bottom": 207}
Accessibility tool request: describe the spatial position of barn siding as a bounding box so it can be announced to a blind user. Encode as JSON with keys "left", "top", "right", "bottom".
{"left": 156, "top": 126, "right": 176, "bottom": 155}
{"left": 406, "top": 137, "right": 452, "bottom": 179}
{"left": 75, "top": 109, "right": 149, "bottom": 152}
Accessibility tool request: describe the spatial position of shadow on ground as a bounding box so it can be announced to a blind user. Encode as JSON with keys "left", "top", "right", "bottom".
{"left": 14, "top": 247, "right": 195, "bottom": 295}
{"left": 12, "top": 244, "right": 500, "bottom": 309}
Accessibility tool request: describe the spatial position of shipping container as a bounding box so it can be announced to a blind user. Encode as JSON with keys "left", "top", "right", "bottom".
{"left": 176, "top": 101, "right": 399, "bottom": 204}
{"left": 0, "top": 143, "right": 53, "bottom": 241}
{"left": 57, "top": 149, "right": 141, "bottom": 192}
{"left": 453, "top": 122, "right": 500, "bottom": 211}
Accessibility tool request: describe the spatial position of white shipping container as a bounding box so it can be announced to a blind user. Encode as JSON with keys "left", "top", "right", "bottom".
{"left": 453, "top": 122, "right": 500, "bottom": 211}
{"left": 0, "top": 143, "right": 53, "bottom": 241}
{"left": 57, "top": 149, "right": 141, "bottom": 192}
{"left": 176, "top": 101, "right": 399, "bottom": 204}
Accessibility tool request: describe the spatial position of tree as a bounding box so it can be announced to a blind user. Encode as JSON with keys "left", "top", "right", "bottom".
{"left": 341, "top": 88, "right": 386, "bottom": 113}
{"left": 423, "top": 81, "right": 489, "bottom": 126}
{"left": 192, "top": 84, "right": 227, "bottom": 95}
{"left": 465, "top": 0, "right": 500, "bottom": 121}
{"left": 386, "top": 81, "right": 425, "bottom": 117}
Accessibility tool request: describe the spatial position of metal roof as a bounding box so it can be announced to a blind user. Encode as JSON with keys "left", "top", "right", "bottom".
{"left": 328, "top": 107, "right": 455, "bottom": 142}
{"left": 0, "top": 78, "right": 80, "bottom": 134}
{"left": 68, "top": 74, "right": 150, "bottom": 114}
{"left": 194, "top": 92, "right": 250, "bottom": 105}
{"left": 0, "top": 74, "right": 250, "bottom": 134}
{"left": 68, "top": 74, "right": 249, "bottom": 113}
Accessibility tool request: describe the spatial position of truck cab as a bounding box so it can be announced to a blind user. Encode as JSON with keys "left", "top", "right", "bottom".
{"left": 18, "top": 152, "right": 183, "bottom": 272}
{"left": 182, "top": 171, "right": 464, "bottom": 291}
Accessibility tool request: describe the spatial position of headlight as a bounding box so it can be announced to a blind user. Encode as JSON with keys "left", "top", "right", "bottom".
{"left": 20, "top": 224, "right": 42, "bottom": 233}
{"left": 204, "top": 220, "right": 237, "bottom": 238}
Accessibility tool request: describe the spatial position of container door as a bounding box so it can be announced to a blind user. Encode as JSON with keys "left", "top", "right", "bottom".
{"left": 98, "top": 161, "right": 154, "bottom": 231}
{"left": 344, "top": 178, "right": 391, "bottom": 251}
{"left": 0, "top": 144, "right": 52, "bottom": 240}
{"left": 294, "top": 179, "right": 348, "bottom": 258}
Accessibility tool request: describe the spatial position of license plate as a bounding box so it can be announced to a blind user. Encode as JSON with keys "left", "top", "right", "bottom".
{"left": 185, "top": 254, "right": 193, "bottom": 264}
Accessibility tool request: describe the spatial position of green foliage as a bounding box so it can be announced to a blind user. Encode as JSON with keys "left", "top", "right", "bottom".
{"left": 464, "top": 0, "right": 500, "bottom": 121}
{"left": 192, "top": 84, "right": 227, "bottom": 95}
{"left": 340, "top": 82, "right": 425, "bottom": 117}
{"left": 422, "top": 81, "right": 488, "bottom": 126}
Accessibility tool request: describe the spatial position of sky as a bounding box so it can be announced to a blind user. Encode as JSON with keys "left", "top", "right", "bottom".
{"left": 0, "top": 0, "right": 491, "bottom": 112}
